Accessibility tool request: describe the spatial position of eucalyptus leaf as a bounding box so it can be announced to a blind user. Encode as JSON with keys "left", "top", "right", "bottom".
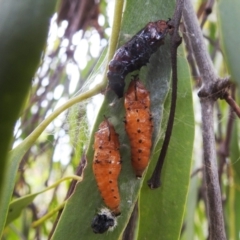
{"left": 6, "top": 194, "right": 40, "bottom": 227}
{"left": 217, "top": 0, "right": 240, "bottom": 88}
{"left": 138, "top": 50, "right": 194, "bottom": 240}
{"left": 51, "top": 0, "right": 176, "bottom": 239}
{"left": 0, "top": 0, "right": 57, "bottom": 236}
{"left": 228, "top": 119, "right": 240, "bottom": 239}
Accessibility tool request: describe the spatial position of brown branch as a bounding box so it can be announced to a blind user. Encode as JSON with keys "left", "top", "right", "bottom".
{"left": 122, "top": 201, "right": 138, "bottom": 240}
{"left": 181, "top": 22, "right": 201, "bottom": 85}
{"left": 223, "top": 93, "right": 240, "bottom": 118}
{"left": 147, "top": 0, "right": 183, "bottom": 189}
{"left": 215, "top": 102, "right": 223, "bottom": 142}
{"left": 217, "top": 109, "right": 234, "bottom": 187}
{"left": 191, "top": 167, "right": 203, "bottom": 178}
{"left": 200, "top": 0, "right": 215, "bottom": 28}
{"left": 48, "top": 154, "right": 86, "bottom": 239}
{"left": 199, "top": 77, "right": 240, "bottom": 118}
{"left": 218, "top": 85, "right": 237, "bottom": 158}
{"left": 183, "top": 0, "right": 226, "bottom": 239}
{"left": 217, "top": 86, "right": 236, "bottom": 198}
{"left": 198, "top": 77, "right": 230, "bottom": 99}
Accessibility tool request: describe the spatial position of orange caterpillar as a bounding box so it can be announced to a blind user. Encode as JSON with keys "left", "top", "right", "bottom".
{"left": 124, "top": 78, "right": 153, "bottom": 177}
{"left": 93, "top": 118, "right": 121, "bottom": 216}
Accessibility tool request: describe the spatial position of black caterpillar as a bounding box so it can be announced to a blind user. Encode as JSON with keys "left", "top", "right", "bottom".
{"left": 107, "top": 20, "right": 170, "bottom": 98}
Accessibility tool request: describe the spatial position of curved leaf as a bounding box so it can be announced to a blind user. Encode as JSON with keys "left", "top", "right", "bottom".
{"left": 51, "top": 0, "right": 176, "bottom": 239}
{"left": 6, "top": 176, "right": 81, "bottom": 226}
{"left": 217, "top": 0, "right": 240, "bottom": 87}
{"left": 228, "top": 119, "right": 240, "bottom": 239}
{"left": 0, "top": 0, "right": 57, "bottom": 236}
{"left": 138, "top": 50, "right": 194, "bottom": 240}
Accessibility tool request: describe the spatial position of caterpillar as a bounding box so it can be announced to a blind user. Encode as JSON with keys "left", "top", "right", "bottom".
{"left": 91, "top": 208, "right": 117, "bottom": 234}
{"left": 124, "top": 78, "right": 153, "bottom": 177}
{"left": 92, "top": 118, "right": 121, "bottom": 216}
{"left": 107, "top": 20, "right": 170, "bottom": 98}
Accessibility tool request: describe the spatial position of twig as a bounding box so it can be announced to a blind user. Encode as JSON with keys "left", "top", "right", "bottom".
{"left": 122, "top": 201, "right": 138, "bottom": 240}
{"left": 181, "top": 22, "right": 200, "bottom": 85}
{"left": 216, "top": 102, "right": 223, "bottom": 142}
{"left": 200, "top": 0, "right": 215, "bottom": 28}
{"left": 217, "top": 86, "right": 237, "bottom": 185}
{"left": 199, "top": 78, "right": 240, "bottom": 118}
{"left": 147, "top": 0, "right": 183, "bottom": 189}
{"left": 48, "top": 154, "right": 86, "bottom": 239}
{"left": 183, "top": 0, "right": 226, "bottom": 239}
{"left": 191, "top": 167, "right": 203, "bottom": 178}
{"left": 223, "top": 93, "right": 240, "bottom": 118}
{"left": 203, "top": 35, "right": 222, "bottom": 60}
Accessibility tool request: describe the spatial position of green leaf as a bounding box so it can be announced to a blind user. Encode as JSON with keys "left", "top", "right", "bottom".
{"left": 230, "top": 119, "right": 240, "bottom": 181}
{"left": 227, "top": 119, "right": 240, "bottom": 240}
{"left": 180, "top": 174, "right": 199, "bottom": 240}
{"left": 5, "top": 176, "right": 81, "bottom": 226}
{"left": 138, "top": 49, "right": 194, "bottom": 240}
{"left": 194, "top": 201, "right": 207, "bottom": 239}
{"left": 7, "top": 194, "right": 40, "bottom": 227}
{"left": 51, "top": 0, "right": 177, "bottom": 239}
{"left": 0, "top": 0, "right": 57, "bottom": 236}
{"left": 217, "top": 0, "right": 240, "bottom": 86}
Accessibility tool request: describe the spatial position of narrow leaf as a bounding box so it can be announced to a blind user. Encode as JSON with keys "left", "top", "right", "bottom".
{"left": 228, "top": 119, "right": 240, "bottom": 239}
{"left": 51, "top": 0, "right": 176, "bottom": 239}
{"left": 217, "top": 0, "right": 240, "bottom": 87}
{"left": 138, "top": 49, "right": 194, "bottom": 240}
{"left": 0, "top": 0, "right": 57, "bottom": 236}
{"left": 6, "top": 176, "right": 81, "bottom": 226}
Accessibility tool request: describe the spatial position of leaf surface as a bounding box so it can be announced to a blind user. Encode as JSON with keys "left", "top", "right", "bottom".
{"left": 138, "top": 49, "right": 194, "bottom": 240}
{"left": 217, "top": 0, "right": 240, "bottom": 88}
{"left": 51, "top": 0, "right": 177, "bottom": 239}
{"left": 0, "top": 0, "right": 57, "bottom": 236}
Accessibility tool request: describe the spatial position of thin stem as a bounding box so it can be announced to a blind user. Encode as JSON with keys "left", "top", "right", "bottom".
{"left": 32, "top": 201, "right": 66, "bottom": 228}
{"left": 11, "top": 86, "right": 102, "bottom": 157}
{"left": 100, "top": 0, "right": 124, "bottom": 86}
{"left": 106, "top": 0, "right": 124, "bottom": 63}
{"left": 224, "top": 93, "right": 240, "bottom": 118}
{"left": 147, "top": 0, "right": 183, "bottom": 188}
{"left": 10, "top": 175, "right": 82, "bottom": 205}
{"left": 11, "top": 1, "right": 125, "bottom": 164}
{"left": 183, "top": 5, "right": 217, "bottom": 88}
{"left": 122, "top": 201, "right": 138, "bottom": 240}
{"left": 65, "top": 153, "right": 87, "bottom": 199}
{"left": 181, "top": 23, "right": 200, "bottom": 84}
{"left": 200, "top": 0, "right": 215, "bottom": 28}
{"left": 183, "top": 0, "right": 226, "bottom": 239}
{"left": 48, "top": 154, "right": 86, "bottom": 238}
